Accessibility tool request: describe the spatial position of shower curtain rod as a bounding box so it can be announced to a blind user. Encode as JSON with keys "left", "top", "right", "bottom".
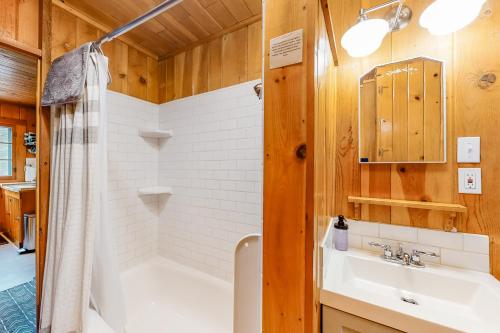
{"left": 92, "top": 0, "right": 183, "bottom": 48}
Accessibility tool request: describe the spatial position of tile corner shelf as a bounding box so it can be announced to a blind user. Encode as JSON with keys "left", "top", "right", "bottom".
{"left": 138, "top": 186, "right": 173, "bottom": 195}
{"left": 138, "top": 129, "right": 173, "bottom": 139}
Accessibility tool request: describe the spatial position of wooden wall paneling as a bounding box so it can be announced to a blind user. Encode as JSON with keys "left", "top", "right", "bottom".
{"left": 127, "top": 48, "right": 148, "bottom": 100}
{"left": 17, "top": 0, "right": 40, "bottom": 49}
{"left": 222, "top": 27, "right": 248, "bottom": 87}
{"left": 0, "top": 0, "right": 17, "bottom": 41}
{"left": 453, "top": 0, "right": 500, "bottom": 277}
{"left": 263, "top": 0, "right": 316, "bottom": 332}
{"left": 192, "top": 44, "right": 209, "bottom": 95}
{"left": 208, "top": 37, "right": 222, "bottom": 91}
{"left": 102, "top": 39, "right": 129, "bottom": 95}
{"left": 75, "top": 18, "right": 99, "bottom": 46}
{"left": 51, "top": 5, "right": 76, "bottom": 60}
{"left": 0, "top": 102, "right": 36, "bottom": 183}
{"left": 147, "top": 57, "right": 159, "bottom": 103}
{"left": 247, "top": 20, "right": 262, "bottom": 81}
{"left": 174, "top": 50, "right": 194, "bottom": 99}
{"left": 158, "top": 59, "right": 167, "bottom": 103}
{"left": 165, "top": 56, "right": 175, "bottom": 102}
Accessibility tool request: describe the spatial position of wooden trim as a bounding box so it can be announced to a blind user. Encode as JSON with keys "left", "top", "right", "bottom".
{"left": 0, "top": 124, "right": 17, "bottom": 181}
{"left": 51, "top": 0, "right": 159, "bottom": 60}
{"left": 37, "top": 0, "right": 51, "bottom": 326}
{"left": 320, "top": 0, "right": 338, "bottom": 66}
{"left": 0, "top": 37, "right": 42, "bottom": 57}
{"left": 348, "top": 196, "right": 468, "bottom": 213}
{"left": 162, "top": 14, "right": 262, "bottom": 59}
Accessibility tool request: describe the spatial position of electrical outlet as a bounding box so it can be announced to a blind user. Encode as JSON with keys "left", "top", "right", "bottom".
{"left": 459, "top": 168, "right": 482, "bottom": 194}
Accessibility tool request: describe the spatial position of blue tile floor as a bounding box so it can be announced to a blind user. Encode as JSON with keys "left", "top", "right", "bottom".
{"left": 0, "top": 278, "right": 36, "bottom": 333}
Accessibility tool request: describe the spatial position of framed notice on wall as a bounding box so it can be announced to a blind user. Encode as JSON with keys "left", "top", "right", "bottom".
{"left": 269, "top": 29, "right": 303, "bottom": 69}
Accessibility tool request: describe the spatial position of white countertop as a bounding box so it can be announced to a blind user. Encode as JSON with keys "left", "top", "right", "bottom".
{"left": 1, "top": 182, "right": 36, "bottom": 193}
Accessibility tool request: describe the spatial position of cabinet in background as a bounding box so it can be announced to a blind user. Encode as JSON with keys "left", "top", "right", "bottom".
{"left": 322, "top": 306, "right": 404, "bottom": 333}
{"left": 0, "top": 188, "right": 35, "bottom": 248}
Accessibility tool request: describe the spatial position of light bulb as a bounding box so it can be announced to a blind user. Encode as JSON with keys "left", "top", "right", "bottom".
{"left": 341, "top": 19, "right": 390, "bottom": 58}
{"left": 420, "top": 0, "right": 486, "bottom": 36}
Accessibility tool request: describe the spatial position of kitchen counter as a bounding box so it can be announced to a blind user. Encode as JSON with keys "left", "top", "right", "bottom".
{"left": 1, "top": 182, "right": 36, "bottom": 193}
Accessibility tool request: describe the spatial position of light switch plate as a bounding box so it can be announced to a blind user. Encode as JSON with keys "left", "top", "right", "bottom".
{"left": 459, "top": 168, "right": 482, "bottom": 194}
{"left": 457, "top": 137, "right": 480, "bottom": 163}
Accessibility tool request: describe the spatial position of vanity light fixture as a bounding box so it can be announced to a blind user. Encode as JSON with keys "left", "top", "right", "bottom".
{"left": 419, "top": 0, "right": 486, "bottom": 36}
{"left": 341, "top": 0, "right": 412, "bottom": 58}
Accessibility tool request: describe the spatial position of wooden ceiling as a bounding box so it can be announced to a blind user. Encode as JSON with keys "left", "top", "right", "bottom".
{"left": 0, "top": 47, "right": 37, "bottom": 106}
{"left": 61, "top": 0, "right": 262, "bottom": 58}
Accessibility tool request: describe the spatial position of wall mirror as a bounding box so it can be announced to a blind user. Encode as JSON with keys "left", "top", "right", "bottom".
{"left": 358, "top": 57, "right": 446, "bottom": 163}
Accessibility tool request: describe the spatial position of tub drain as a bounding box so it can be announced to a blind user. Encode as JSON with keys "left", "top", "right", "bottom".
{"left": 401, "top": 296, "right": 418, "bottom": 305}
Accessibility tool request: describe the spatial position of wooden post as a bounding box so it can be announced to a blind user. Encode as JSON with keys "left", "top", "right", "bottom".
{"left": 263, "top": 0, "right": 317, "bottom": 332}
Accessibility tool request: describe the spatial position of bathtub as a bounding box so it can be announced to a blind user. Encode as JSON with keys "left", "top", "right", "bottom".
{"left": 122, "top": 257, "right": 233, "bottom": 333}
{"left": 88, "top": 257, "right": 233, "bottom": 333}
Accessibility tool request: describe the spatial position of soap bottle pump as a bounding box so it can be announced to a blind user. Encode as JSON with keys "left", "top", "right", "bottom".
{"left": 334, "top": 215, "right": 348, "bottom": 251}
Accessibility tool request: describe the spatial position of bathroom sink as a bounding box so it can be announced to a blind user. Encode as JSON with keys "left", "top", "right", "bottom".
{"left": 320, "top": 248, "right": 500, "bottom": 333}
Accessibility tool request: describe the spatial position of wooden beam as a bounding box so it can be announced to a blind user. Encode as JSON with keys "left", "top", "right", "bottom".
{"left": 0, "top": 37, "right": 42, "bottom": 57}
{"left": 320, "top": 0, "right": 339, "bottom": 66}
{"left": 162, "top": 14, "right": 262, "bottom": 59}
{"left": 348, "top": 196, "right": 468, "bottom": 213}
{"left": 51, "top": 0, "right": 159, "bottom": 60}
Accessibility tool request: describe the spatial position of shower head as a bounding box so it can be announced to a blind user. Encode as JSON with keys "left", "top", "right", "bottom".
{"left": 253, "top": 83, "right": 262, "bottom": 100}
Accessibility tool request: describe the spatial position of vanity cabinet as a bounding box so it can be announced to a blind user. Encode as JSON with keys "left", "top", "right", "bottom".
{"left": 322, "top": 306, "right": 404, "bottom": 333}
{"left": 0, "top": 188, "right": 35, "bottom": 248}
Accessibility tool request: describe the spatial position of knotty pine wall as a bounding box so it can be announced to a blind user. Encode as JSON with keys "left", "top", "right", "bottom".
{"left": 51, "top": 5, "right": 160, "bottom": 103}
{"left": 158, "top": 20, "right": 262, "bottom": 103}
{"left": 0, "top": 0, "right": 40, "bottom": 54}
{"left": 328, "top": 0, "right": 500, "bottom": 279}
{"left": 0, "top": 101, "right": 36, "bottom": 183}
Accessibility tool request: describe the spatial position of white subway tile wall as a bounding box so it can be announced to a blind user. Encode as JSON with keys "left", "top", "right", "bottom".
{"left": 327, "top": 218, "right": 491, "bottom": 273}
{"left": 158, "top": 80, "right": 263, "bottom": 281}
{"left": 107, "top": 91, "right": 160, "bottom": 270}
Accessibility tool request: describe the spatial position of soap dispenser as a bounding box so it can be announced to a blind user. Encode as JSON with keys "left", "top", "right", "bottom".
{"left": 334, "top": 215, "right": 348, "bottom": 251}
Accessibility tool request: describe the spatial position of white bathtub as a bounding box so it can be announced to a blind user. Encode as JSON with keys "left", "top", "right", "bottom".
{"left": 121, "top": 257, "right": 233, "bottom": 333}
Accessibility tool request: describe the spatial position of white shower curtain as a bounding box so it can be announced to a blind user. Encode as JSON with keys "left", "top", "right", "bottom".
{"left": 40, "top": 51, "right": 125, "bottom": 333}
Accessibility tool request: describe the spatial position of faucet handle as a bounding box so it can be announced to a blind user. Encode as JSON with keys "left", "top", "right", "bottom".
{"left": 411, "top": 250, "right": 440, "bottom": 267}
{"left": 412, "top": 249, "right": 440, "bottom": 258}
{"left": 368, "top": 242, "right": 393, "bottom": 258}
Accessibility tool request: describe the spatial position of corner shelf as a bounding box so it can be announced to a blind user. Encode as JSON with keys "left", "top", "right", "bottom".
{"left": 138, "top": 186, "right": 173, "bottom": 195}
{"left": 138, "top": 129, "right": 173, "bottom": 139}
{"left": 348, "top": 196, "right": 467, "bottom": 230}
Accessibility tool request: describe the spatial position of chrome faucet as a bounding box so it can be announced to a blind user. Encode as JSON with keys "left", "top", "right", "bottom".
{"left": 368, "top": 242, "right": 439, "bottom": 268}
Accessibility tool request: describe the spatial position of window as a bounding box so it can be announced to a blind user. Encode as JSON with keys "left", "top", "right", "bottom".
{"left": 0, "top": 125, "right": 14, "bottom": 178}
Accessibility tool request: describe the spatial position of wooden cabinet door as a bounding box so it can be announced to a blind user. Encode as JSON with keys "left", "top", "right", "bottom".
{"left": 10, "top": 196, "right": 21, "bottom": 247}
{"left": 5, "top": 195, "right": 13, "bottom": 240}
{"left": 322, "top": 306, "right": 404, "bottom": 333}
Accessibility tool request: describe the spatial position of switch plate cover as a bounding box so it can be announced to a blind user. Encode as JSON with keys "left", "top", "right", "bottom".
{"left": 459, "top": 168, "right": 482, "bottom": 194}
{"left": 457, "top": 137, "right": 480, "bottom": 163}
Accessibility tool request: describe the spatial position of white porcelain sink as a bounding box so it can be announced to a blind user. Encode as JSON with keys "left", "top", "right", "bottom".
{"left": 320, "top": 248, "right": 500, "bottom": 333}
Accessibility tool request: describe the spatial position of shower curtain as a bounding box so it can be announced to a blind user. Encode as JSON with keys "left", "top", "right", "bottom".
{"left": 40, "top": 50, "right": 125, "bottom": 333}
